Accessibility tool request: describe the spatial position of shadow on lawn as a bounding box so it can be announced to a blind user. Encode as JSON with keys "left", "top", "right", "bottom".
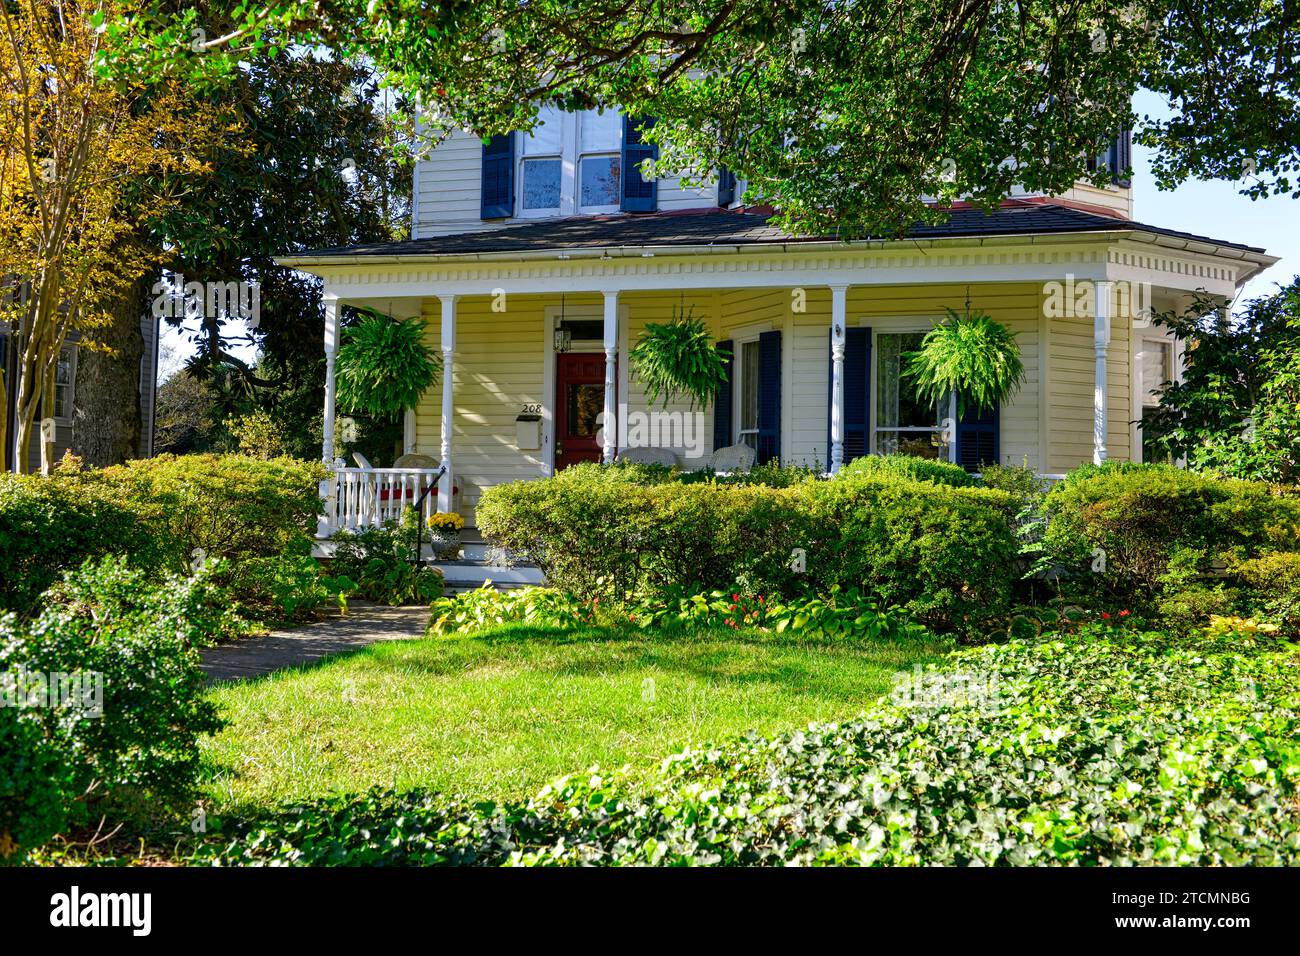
{"left": 359, "top": 622, "right": 945, "bottom": 700}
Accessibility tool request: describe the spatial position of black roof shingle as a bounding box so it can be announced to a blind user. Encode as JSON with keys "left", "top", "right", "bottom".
{"left": 285, "top": 204, "right": 1267, "bottom": 260}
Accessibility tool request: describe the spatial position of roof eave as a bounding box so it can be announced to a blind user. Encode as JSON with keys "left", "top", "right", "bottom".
{"left": 276, "top": 226, "right": 1276, "bottom": 285}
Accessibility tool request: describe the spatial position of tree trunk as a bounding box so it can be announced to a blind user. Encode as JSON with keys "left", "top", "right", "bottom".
{"left": 71, "top": 276, "right": 150, "bottom": 467}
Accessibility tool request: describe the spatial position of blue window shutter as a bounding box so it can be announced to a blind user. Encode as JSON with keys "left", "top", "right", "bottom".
{"left": 1112, "top": 130, "right": 1132, "bottom": 187}
{"left": 621, "top": 116, "right": 658, "bottom": 213}
{"left": 826, "top": 327, "right": 871, "bottom": 467}
{"left": 757, "top": 330, "right": 781, "bottom": 465}
{"left": 481, "top": 133, "right": 514, "bottom": 218}
{"left": 955, "top": 400, "right": 1000, "bottom": 471}
{"left": 717, "top": 166, "right": 736, "bottom": 207}
{"left": 713, "top": 339, "right": 734, "bottom": 451}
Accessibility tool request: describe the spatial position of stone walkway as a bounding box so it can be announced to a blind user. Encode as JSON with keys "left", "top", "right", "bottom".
{"left": 200, "top": 602, "right": 431, "bottom": 683}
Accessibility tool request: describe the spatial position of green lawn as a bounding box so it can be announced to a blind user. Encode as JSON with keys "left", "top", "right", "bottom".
{"left": 201, "top": 624, "right": 948, "bottom": 809}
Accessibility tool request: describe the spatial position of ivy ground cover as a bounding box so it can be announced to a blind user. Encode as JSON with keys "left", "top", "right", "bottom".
{"left": 193, "top": 627, "right": 1300, "bottom": 866}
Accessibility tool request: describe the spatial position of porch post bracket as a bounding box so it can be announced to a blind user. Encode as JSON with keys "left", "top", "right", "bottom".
{"left": 829, "top": 283, "right": 849, "bottom": 473}
{"left": 1093, "top": 280, "right": 1112, "bottom": 466}
{"left": 601, "top": 289, "right": 620, "bottom": 464}
{"left": 439, "top": 294, "right": 457, "bottom": 513}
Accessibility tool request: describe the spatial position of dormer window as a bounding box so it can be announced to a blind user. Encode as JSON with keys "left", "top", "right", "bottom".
{"left": 579, "top": 110, "right": 622, "bottom": 213}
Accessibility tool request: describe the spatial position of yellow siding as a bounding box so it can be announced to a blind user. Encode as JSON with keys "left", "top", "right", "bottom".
{"left": 414, "top": 295, "right": 549, "bottom": 519}
{"left": 1045, "top": 284, "right": 1133, "bottom": 473}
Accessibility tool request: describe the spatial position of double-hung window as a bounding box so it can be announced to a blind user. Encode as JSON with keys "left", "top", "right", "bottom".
{"left": 735, "top": 338, "right": 762, "bottom": 450}
{"left": 1139, "top": 339, "right": 1174, "bottom": 462}
{"left": 516, "top": 108, "right": 626, "bottom": 216}
{"left": 519, "top": 107, "right": 563, "bottom": 216}
{"left": 874, "top": 331, "right": 950, "bottom": 460}
{"left": 578, "top": 110, "right": 621, "bottom": 212}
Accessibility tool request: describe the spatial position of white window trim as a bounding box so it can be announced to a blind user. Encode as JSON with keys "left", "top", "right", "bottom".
{"left": 517, "top": 111, "right": 571, "bottom": 219}
{"left": 870, "top": 324, "right": 955, "bottom": 463}
{"left": 1134, "top": 333, "right": 1178, "bottom": 463}
{"left": 518, "top": 110, "right": 627, "bottom": 218}
{"left": 578, "top": 152, "right": 622, "bottom": 215}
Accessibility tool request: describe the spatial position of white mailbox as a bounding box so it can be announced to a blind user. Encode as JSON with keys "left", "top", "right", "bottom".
{"left": 516, "top": 414, "right": 542, "bottom": 451}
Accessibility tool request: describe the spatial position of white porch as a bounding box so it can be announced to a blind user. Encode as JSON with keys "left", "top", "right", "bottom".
{"left": 295, "top": 227, "right": 1262, "bottom": 532}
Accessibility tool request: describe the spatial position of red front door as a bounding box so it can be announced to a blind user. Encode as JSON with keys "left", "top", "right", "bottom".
{"left": 555, "top": 353, "right": 607, "bottom": 470}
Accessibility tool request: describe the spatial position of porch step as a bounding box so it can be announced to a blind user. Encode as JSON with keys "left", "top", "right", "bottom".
{"left": 435, "top": 558, "right": 544, "bottom": 592}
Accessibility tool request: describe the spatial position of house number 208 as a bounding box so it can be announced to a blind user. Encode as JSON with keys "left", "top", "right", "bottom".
{"left": 521, "top": 403, "right": 542, "bottom": 414}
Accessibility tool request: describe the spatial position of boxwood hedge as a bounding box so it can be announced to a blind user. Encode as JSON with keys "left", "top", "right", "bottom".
{"left": 1043, "top": 462, "right": 1300, "bottom": 607}
{"left": 476, "top": 463, "right": 1018, "bottom": 632}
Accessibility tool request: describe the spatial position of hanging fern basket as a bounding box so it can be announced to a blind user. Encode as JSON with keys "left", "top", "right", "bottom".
{"left": 335, "top": 310, "right": 441, "bottom": 418}
{"left": 629, "top": 305, "right": 730, "bottom": 410}
{"left": 904, "top": 305, "right": 1025, "bottom": 415}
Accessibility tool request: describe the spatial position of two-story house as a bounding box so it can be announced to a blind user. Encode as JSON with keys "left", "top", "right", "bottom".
{"left": 279, "top": 106, "right": 1277, "bottom": 534}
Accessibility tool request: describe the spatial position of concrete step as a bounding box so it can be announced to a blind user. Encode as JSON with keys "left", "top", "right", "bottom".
{"left": 433, "top": 559, "right": 543, "bottom": 590}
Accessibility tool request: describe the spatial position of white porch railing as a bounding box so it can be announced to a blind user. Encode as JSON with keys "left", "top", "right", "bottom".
{"left": 319, "top": 466, "right": 442, "bottom": 537}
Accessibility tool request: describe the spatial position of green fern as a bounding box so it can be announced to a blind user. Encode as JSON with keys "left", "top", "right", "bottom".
{"left": 629, "top": 305, "right": 730, "bottom": 410}
{"left": 336, "top": 311, "right": 440, "bottom": 417}
{"left": 905, "top": 306, "right": 1025, "bottom": 414}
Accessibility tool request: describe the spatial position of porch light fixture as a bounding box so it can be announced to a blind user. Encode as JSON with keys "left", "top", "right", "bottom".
{"left": 555, "top": 294, "right": 571, "bottom": 352}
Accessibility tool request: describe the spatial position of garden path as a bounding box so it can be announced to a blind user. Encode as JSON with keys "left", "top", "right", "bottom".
{"left": 200, "top": 602, "right": 430, "bottom": 683}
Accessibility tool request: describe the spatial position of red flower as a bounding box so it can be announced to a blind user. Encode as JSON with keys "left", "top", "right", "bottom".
{"left": 1119, "top": 609, "right": 1131, "bottom": 617}
{"left": 1101, "top": 612, "right": 1111, "bottom": 620}
{"left": 732, "top": 593, "right": 740, "bottom": 602}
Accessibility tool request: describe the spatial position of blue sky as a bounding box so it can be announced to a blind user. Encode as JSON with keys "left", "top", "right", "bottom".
{"left": 1131, "top": 91, "right": 1297, "bottom": 305}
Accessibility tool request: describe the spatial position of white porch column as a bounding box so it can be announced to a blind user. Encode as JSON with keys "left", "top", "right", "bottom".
{"left": 602, "top": 290, "right": 619, "bottom": 464}
{"left": 321, "top": 296, "right": 340, "bottom": 464}
{"left": 1093, "top": 280, "right": 1112, "bottom": 465}
{"left": 829, "top": 284, "right": 849, "bottom": 473}
{"left": 403, "top": 409, "right": 416, "bottom": 455}
{"left": 438, "top": 295, "right": 456, "bottom": 512}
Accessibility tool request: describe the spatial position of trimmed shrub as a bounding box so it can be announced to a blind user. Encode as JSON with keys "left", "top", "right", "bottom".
{"left": 476, "top": 463, "right": 1018, "bottom": 631}
{"left": 977, "top": 461, "right": 1046, "bottom": 507}
{"left": 1228, "top": 551, "right": 1300, "bottom": 632}
{"left": 1044, "top": 464, "right": 1300, "bottom": 606}
{"left": 193, "top": 629, "right": 1300, "bottom": 866}
{"left": 0, "top": 474, "right": 161, "bottom": 615}
{"left": 837, "top": 453, "right": 978, "bottom": 487}
{"left": 77, "top": 454, "right": 327, "bottom": 572}
{"left": 0, "top": 558, "right": 230, "bottom": 857}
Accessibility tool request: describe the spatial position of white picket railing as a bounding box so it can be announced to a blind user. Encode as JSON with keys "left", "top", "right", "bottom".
{"left": 320, "top": 467, "right": 442, "bottom": 536}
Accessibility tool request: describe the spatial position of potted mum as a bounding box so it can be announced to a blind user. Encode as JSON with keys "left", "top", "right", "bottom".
{"left": 426, "top": 511, "right": 466, "bottom": 560}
